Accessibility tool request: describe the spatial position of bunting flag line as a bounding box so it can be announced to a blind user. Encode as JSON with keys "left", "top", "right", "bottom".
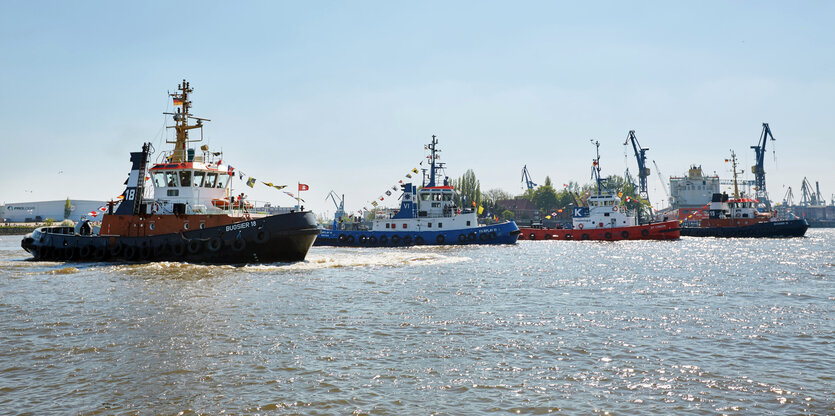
{"left": 262, "top": 181, "right": 287, "bottom": 190}
{"left": 246, "top": 177, "right": 256, "bottom": 188}
{"left": 282, "top": 191, "right": 304, "bottom": 203}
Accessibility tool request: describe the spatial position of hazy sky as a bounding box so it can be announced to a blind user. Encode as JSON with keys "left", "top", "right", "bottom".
{"left": 2, "top": 1, "right": 833, "bottom": 217}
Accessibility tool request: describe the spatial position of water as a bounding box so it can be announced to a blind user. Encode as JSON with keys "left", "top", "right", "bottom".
{"left": 1, "top": 231, "right": 833, "bottom": 415}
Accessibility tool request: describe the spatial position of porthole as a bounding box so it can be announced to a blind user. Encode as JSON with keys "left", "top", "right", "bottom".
{"left": 184, "top": 222, "right": 190, "bottom": 230}
{"left": 199, "top": 223, "right": 205, "bottom": 229}
{"left": 149, "top": 223, "right": 155, "bottom": 230}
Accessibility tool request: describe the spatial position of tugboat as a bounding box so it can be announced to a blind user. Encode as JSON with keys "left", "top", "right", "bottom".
{"left": 518, "top": 141, "right": 680, "bottom": 241}
{"left": 680, "top": 151, "right": 808, "bottom": 238}
{"left": 315, "top": 135, "right": 520, "bottom": 247}
{"left": 21, "top": 80, "right": 320, "bottom": 264}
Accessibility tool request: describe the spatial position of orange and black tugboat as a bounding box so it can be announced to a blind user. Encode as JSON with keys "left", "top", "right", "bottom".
{"left": 519, "top": 140, "right": 680, "bottom": 241}
{"left": 21, "top": 80, "right": 319, "bottom": 264}
{"left": 680, "top": 151, "right": 808, "bottom": 238}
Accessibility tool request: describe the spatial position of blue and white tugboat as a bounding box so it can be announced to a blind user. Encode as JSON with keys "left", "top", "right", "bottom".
{"left": 315, "top": 136, "right": 520, "bottom": 247}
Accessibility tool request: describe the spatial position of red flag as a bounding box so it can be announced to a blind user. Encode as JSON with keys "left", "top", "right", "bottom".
{"left": 298, "top": 183, "right": 309, "bottom": 191}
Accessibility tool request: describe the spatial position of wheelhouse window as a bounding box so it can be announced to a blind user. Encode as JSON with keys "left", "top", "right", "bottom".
{"left": 421, "top": 193, "right": 431, "bottom": 201}
{"left": 216, "top": 173, "right": 229, "bottom": 189}
{"left": 192, "top": 171, "right": 205, "bottom": 187}
{"left": 153, "top": 172, "right": 166, "bottom": 188}
{"left": 165, "top": 172, "right": 179, "bottom": 187}
{"left": 179, "top": 171, "right": 192, "bottom": 187}
{"left": 205, "top": 172, "right": 218, "bottom": 188}
{"left": 442, "top": 193, "right": 452, "bottom": 201}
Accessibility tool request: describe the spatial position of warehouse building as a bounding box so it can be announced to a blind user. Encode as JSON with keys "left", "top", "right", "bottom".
{"left": 1, "top": 200, "right": 108, "bottom": 223}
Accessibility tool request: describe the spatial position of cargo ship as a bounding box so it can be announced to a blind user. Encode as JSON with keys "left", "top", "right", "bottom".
{"left": 21, "top": 80, "right": 319, "bottom": 264}
{"left": 680, "top": 152, "right": 808, "bottom": 238}
{"left": 315, "top": 136, "right": 520, "bottom": 247}
{"left": 519, "top": 141, "right": 680, "bottom": 241}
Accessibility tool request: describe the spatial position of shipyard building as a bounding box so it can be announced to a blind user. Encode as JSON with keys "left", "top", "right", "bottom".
{"left": 1, "top": 200, "right": 107, "bottom": 223}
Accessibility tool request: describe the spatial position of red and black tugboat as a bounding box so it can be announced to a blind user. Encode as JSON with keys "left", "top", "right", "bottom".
{"left": 519, "top": 140, "right": 680, "bottom": 241}
{"left": 21, "top": 80, "right": 319, "bottom": 264}
{"left": 680, "top": 151, "right": 808, "bottom": 238}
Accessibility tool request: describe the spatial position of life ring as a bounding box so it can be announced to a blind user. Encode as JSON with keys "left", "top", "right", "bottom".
{"left": 391, "top": 235, "right": 401, "bottom": 245}
{"left": 529, "top": 232, "right": 536, "bottom": 240}
{"left": 621, "top": 231, "right": 629, "bottom": 239}
{"left": 207, "top": 237, "right": 223, "bottom": 252}
{"left": 414, "top": 236, "right": 425, "bottom": 245}
{"left": 435, "top": 234, "right": 445, "bottom": 244}
{"left": 359, "top": 235, "right": 368, "bottom": 244}
{"left": 479, "top": 233, "right": 488, "bottom": 241}
{"left": 152, "top": 202, "right": 161, "bottom": 213}
{"left": 581, "top": 233, "right": 590, "bottom": 240}
{"left": 171, "top": 241, "right": 186, "bottom": 256}
{"left": 368, "top": 236, "right": 377, "bottom": 245}
{"left": 403, "top": 235, "right": 412, "bottom": 245}
{"left": 79, "top": 245, "right": 93, "bottom": 258}
{"left": 489, "top": 232, "right": 497, "bottom": 240}
{"left": 467, "top": 232, "right": 477, "bottom": 242}
{"left": 379, "top": 235, "right": 388, "bottom": 245}
{"left": 187, "top": 239, "right": 202, "bottom": 254}
{"left": 613, "top": 206, "right": 618, "bottom": 212}
{"left": 604, "top": 232, "right": 612, "bottom": 240}
{"left": 458, "top": 234, "right": 466, "bottom": 243}
{"left": 232, "top": 238, "right": 246, "bottom": 252}
{"left": 544, "top": 234, "right": 552, "bottom": 240}
{"left": 578, "top": 223, "right": 584, "bottom": 230}
{"left": 641, "top": 229, "right": 650, "bottom": 237}
{"left": 255, "top": 230, "right": 269, "bottom": 244}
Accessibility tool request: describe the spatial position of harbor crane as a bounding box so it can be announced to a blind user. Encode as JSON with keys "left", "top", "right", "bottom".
{"left": 799, "top": 178, "right": 819, "bottom": 206}
{"left": 751, "top": 123, "right": 776, "bottom": 209}
{"left": 782, "top": 187, "right": 794, "bottom": 207}
{"left": 326, "top": 190, "right": 345, "bottom": 222}
{"left": 623, "top": 130, "right": 650, "bottom": 200}
{"left": 521, "top": 165, "right": 537, "bottom": 190}
{"left": 652, "top": 160, "right": 673, "bottom": 208}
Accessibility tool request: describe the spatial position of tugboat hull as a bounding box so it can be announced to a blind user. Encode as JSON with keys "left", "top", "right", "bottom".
{"left": 315, "top": 221, "right": 520, "bottom": 247}
{"left": 21, "top": 212, "right": 320, "bottom": 264}
{"left": 680, "top": 219, "right": 808, "bottom": 238}
{"left": 518, "top": 220, "right": 680, "bottom": 241}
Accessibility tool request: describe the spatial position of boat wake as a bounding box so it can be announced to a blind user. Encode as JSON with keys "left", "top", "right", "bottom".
{"left": 246, "top": 248, "right": 471, "bottom": 272}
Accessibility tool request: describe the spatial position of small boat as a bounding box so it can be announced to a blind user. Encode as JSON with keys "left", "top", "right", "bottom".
{"left": 519, "top": 140, "right": 680, "bottom": 241}
{"left": 315, "top": 135, "right": 520, "bottom": 247}
{"left": 679, "top": 151, "right": 808, "bottom": 238}
{"left": 20, "top": 80, "right": 319, "bottom": 264}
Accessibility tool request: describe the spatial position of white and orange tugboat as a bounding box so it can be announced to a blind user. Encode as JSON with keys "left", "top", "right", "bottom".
{"left": 519, "top": 141, "right": 680, "bottom": 241}
{"left": 21, "top": 80, "right": 319, "bottom": 263}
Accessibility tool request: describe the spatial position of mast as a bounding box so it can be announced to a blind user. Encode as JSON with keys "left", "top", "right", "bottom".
{"left": 166, "top": 80, "right": 209, "bottom": 162}
{"left": 590, "top": 140, "right": 603, "bottom": 195}
{"left": 426, "top": 135, "right": 445, "bottom": 187}
{"left": 729, "top": 150, "right": 741, "bottom": 199}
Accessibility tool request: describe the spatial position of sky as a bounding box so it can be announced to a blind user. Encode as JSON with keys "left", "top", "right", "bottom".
{"left": 1, "top": 1, "right": 833, "bottom": 218}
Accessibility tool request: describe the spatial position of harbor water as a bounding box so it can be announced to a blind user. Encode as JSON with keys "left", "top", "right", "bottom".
{"left": 1, "top": 231, "right": 833, "bottom": 415}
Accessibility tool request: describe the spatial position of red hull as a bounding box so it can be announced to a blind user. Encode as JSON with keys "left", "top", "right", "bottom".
{"left": 519, "top": 220, "right": 680, "bottom": 241}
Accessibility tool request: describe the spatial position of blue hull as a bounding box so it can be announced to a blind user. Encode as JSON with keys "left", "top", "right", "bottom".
{"left": 315, "top": 221, "right": 520, "bottom": 247}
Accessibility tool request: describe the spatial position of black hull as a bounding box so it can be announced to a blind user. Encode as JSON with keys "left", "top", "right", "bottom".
{"left": 680, "top": 219, "right": 809, "bottom": 238}
{"left": 20, "top": 212, "right": 320, "bottom": 264}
